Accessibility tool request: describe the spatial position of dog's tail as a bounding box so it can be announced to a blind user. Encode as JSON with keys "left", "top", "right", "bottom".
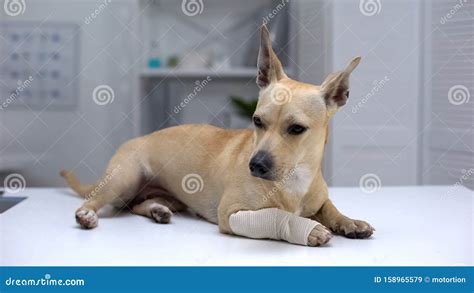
{"left": 60, "top": 170, "right": 94, "bottom": 198}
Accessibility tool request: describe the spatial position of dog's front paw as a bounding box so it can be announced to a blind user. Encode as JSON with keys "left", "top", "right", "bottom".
{"left": 75, "top": 208, "right": 98, "bottom": 229}
{"left": 337, "top": 219, "right": 374, "bottom": 239}
{"left": 307, "top": 224, "right": 333, "bottom": 247}
{"left": 150, "top": 205, "right": 172, "bottom": 224}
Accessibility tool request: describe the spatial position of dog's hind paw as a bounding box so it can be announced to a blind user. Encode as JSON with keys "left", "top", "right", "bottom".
{"left": 75, "top": 208, "right": 98, "bottom": 229}
{"left": 150, "top": 205, "right": 172, "bottom": 224}
{"left": 307, "top": 224, "right": 333, "bottom": 247}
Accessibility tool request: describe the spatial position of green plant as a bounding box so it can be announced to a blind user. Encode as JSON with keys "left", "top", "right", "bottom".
{"left": 230, "top": 95, "right": 258, "bottom": 120}
{"left": 167, "top": 55, "right": 179, "bottom": 68}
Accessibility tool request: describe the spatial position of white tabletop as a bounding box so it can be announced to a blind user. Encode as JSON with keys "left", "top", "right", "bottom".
{"left": 1, "top": 186, "right": 472, "bottom": 266}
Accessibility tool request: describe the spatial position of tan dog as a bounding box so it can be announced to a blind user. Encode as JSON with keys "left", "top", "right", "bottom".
{"left": 61, "top": 25, "right": 374, "bottom": 246}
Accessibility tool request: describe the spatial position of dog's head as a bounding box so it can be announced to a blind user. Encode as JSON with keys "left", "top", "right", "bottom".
{"left": 249, "top": 25, "right": 360, "bottom": 188}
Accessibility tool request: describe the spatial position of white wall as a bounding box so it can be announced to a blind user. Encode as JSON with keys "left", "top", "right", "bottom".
{"left": 328, "top": 0, "right": 421, "bottom": 186}
{"left": 0, "top": 0, "right": 139, "bottom": 186}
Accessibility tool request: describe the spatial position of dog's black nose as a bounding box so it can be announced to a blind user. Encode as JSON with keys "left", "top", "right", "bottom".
{"left": 249, "top": 151, "right": 274, "bottom": 180}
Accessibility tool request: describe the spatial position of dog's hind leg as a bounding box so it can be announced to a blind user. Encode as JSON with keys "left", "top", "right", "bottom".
{"left": 70, "top": 151, "right": 144, "bottom": 229}
{"left": 132, "top": 198, "right": 171, "bottom": 224}
{"left": 132, "top": 192, "right": 187, "bottom": 224}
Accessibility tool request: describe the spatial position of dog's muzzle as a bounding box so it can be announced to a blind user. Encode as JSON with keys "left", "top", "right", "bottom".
{"left": 249, "top": 151, "right": 274, "bottom": 180}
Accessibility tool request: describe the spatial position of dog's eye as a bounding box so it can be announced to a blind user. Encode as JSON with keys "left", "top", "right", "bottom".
{"left": 288, "top": 124, "right": 307, "bottom": 135}
{"left": 253, "top": 116, "right": 264, "bottom": 129}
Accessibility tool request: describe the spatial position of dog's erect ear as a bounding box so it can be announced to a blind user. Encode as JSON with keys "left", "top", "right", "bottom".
{"left": 256, "top": 25, "right": 286, "bottom": 88}
{"left": 321, "top": 56, "right": 361, "bottom": 109}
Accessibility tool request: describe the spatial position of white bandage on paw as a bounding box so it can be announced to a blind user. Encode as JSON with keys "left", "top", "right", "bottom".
{"left": 229, "top": 208, "right": 320, "bottom": 246}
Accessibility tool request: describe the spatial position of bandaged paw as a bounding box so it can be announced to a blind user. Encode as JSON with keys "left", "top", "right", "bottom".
{"left": 229, "top": 208, "right": 323, "bottom": 246}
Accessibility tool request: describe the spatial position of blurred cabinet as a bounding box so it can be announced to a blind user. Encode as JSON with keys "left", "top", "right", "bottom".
{"left": 422, "top": 0, "right": 474, "bottom": 189}
{"left": 138, "top": 0, "right": 294, "bottom": 133}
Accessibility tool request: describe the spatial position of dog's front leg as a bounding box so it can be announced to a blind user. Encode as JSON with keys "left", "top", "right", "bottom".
{"left": 314, "top": 200, "right": 375, "bottom": 239}
{"left": 220, "top": 208, "right": 332, "bottom": 246}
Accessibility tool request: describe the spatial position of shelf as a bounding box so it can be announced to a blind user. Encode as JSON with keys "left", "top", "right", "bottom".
{"left": 142, "top": 68, "right": 295, "bottom": 79}
{"left": 141, "top": 67, "right": 257, "bottom": 79}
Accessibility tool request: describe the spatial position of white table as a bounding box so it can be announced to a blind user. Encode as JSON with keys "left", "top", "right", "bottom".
{"left": 1, "top": 186, "right": 472, "bottom": 266}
